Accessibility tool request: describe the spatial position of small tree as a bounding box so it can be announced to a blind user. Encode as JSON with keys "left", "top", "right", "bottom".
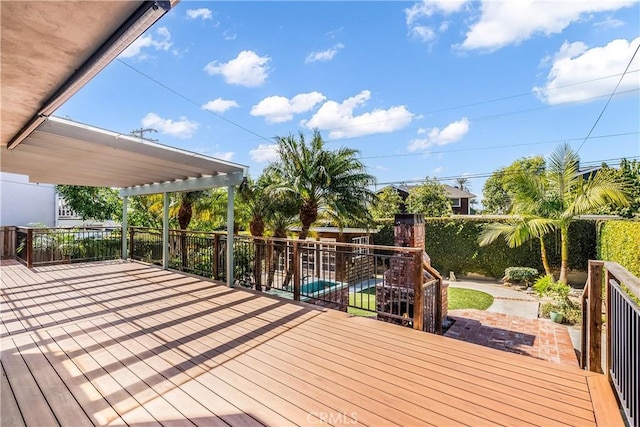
{"left": 56, "top": 185, "right": 121, "bottom": 221}
{"left": 406, "top": 177, "right": 452, "bottom": 217}
{"left": 371, "top": 187, "right": 403, "bottom": 220}
{"left": 482, "top": 156, "right": 545, "bottom": 214}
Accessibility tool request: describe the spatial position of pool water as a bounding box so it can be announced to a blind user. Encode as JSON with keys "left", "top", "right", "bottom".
{"left": 301, "top": 279, "right": 338, "bottom": 294}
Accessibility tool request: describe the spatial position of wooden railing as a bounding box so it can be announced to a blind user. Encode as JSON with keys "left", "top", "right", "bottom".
{"left": 0, "top": 226, "right": 16, "bottom": 259}
{"left": 14, "top": 226, "right": 122, "bottom": 267}
{"left": 128, "top": 227, "right": 444, "bottom": 334}
{"left": 582, "top": 260, "right": 639, "bottom": 427}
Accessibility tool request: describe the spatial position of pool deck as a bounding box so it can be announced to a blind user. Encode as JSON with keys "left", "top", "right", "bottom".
{"left": 1, "top": 260, "right": 623, "bottom": 426}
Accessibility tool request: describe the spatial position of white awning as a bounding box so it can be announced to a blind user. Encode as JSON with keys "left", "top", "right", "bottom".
{"left": 1, "top": 116, "right": 247, "bottom": 194}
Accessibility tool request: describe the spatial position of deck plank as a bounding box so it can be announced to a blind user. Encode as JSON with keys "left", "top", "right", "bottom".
{"left": 0, "top": 261, "right": 623, "bottom": 427}
{"left": 1, "top": 340, "right": 59, "bottom": 426}
{"left": 1, "top": 362, "right": 25, "bottom": 427}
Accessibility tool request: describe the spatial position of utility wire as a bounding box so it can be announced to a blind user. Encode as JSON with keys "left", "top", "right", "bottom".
{"left": 359, "top": 131, "right": 639, "bottom": 160}
{"left": 375, "top": 156, "right": 640, "bottom": 187}
{"left": 576, "top": 43, "right": 640, "bottom": 153}
{"left": 117, "top": 57, "right": 637, "bottom": 149}
{"left": 116, "top": 58, "right": 273, "bottom": 143}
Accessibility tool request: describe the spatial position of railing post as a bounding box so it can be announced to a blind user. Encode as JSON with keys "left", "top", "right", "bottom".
{"left": 413, "top": 250, "right": 424, "bottom": 332}
{"left": 26, "top": 228, "right": 33, "bottom": 268}
{"left": 581, "top": 285, "right": 588, "bottom": 369}
{"left": 588, "top": 260, "right": 604, "bottom": 373}
{"left": 129, "top": 227, "right": 134, "bottom": 260}
{"left": 605, "top": 267, "right": 613, "bottom": 380}
{"left": 293, "top": 241, "right": 300, "bottom": 301}
{"left": 213, "top": 234, "right": 220, "bottom": 280}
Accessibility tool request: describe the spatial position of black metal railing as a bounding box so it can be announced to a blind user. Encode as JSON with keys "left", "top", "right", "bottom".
{"left": 582, "top": 261, "right": 639, "bottom": 427}
{"left": 14, "top": 226, "right": 122, "bottom": 267}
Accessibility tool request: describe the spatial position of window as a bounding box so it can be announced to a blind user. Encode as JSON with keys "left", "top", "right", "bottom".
{"left": 352, "top": 235, "right": 370, "bottom": 256}
{"left": 57, "top": 197, "right": 78, "bottom": 218}
{"left": 451, "top": 198, "right": 461, "bottom": 208}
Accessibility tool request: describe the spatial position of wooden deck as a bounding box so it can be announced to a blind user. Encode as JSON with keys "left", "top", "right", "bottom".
{"left": 1, "top": 260, "right": 623, "bottom": 426}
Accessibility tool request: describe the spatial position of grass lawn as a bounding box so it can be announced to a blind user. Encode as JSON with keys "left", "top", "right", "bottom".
{"left": 348, "top": 287, "right": 377, "bottom": 317}
{"left": 448, "top": 287, "right": 494, "bottom": 310}
{"left": 347, "top": 286, "right": 494, "bottom": 317}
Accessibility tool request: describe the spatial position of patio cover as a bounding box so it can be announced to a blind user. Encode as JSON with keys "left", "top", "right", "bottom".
{"left": 1, "top": 116, "right": 247, "bottom": 286}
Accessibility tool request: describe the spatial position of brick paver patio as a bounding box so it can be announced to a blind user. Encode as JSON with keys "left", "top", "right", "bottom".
{"left": 445, "top": 309, "right": 579, "bottom": 367}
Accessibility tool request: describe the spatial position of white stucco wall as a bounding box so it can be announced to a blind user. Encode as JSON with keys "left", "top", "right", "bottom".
{"left": 0, "top": 172, "right": 56, "bottom": 226}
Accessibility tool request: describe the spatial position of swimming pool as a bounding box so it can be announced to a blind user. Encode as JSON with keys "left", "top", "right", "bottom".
{"left": 301, "top": 279, "right": 339, "bottom": 294}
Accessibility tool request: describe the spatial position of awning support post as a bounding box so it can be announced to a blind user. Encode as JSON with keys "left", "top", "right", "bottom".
{"left": 226, "top": 185, "right": 234, "bottom": 287}
{"left": 163, "top": 192, "right": 169, "bottom": 270}
{"left": 121, "top": 196, "right": 128, "bottom": 260}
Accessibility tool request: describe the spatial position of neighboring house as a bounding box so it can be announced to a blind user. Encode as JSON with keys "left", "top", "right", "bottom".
{"left": 377, "top": 184, "right": 477, "bottom": 215}
{"left": 0, "top": 172, "right": 56, "bottom": 226}
{"left": 56, "top": 196, "right": 119, "bottom": 228}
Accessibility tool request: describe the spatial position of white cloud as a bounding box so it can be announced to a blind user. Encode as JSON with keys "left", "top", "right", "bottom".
{"left": 305, "top": 43, "right": 345, "bottom": 63}
{"left": 407, "top": 118, "right": 470, "bottom": 151}
{"left": 251, "top": 92, "right": 326, "bottom": 123}
{"left": 460, "top": 1, "right": 637, "bottom": 51}
{"left": 202, "top": 98, "right": 239, "bottom": 113}
{"left": 204, "top": 50, "right": 270, "bottom": 87}
{"left": 250, "top": 144, "right": 280, "bottom": 163}
{"left": 405, "top": 0, "right": 466, "bottom": 43}
{"left": 212, "top": 152, "right": 234, "bottom": 161}
{"left": 535, "top": 37, "right": 640, "bottom": 105}
{"left": 432, "top": 166, "right": 444, "bottom": 174}
{"left": 186, "top": 8, "right": 212, "bottom": 20}
{"left": 223, "top": 30, "right": 237, "bottom": 41}
{"left": 120, "top": 27, "right": 172, "bottom": 59}
{"left": 594, "top": 16, "right": 625, "bottom": 29}
{"left": 410, "top": 25, "right": 436, "bottom": 42}
{"left": 302, "top": 90, "right": 414, "bottom": 139}
{"left": 141, "top": 113, "right": 198, "bottom": 139}
{"left": 405, "top": 0, "right": 467, "bottom": 26}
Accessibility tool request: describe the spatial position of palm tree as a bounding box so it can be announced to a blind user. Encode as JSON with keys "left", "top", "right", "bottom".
{"left": 266, "top": 130, "right": 376, "bottom": 240}
{"left": 481, "top": 143, "right": 628, "bottom": 283}
{"left": 455, "top": 177, "right": 470, "bottom": 192}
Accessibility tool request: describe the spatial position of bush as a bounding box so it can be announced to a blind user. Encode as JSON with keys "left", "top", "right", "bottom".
{"left": 532, "top": 274, "right": 555, "bottom": 298}
{"left": 598, "top": 220, "right": 640, "bottom": 277}
{"left": 540, "top": 300, "right": 581, "bottom": 324}
{"left": 504, "top": 267, "right": 538, "bottom": 284}
{"left": 373, "top": 217, "right": 597, "bottom": 279}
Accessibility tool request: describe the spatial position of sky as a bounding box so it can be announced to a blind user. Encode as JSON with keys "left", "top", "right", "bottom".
{"left": 56, "top": 1, "right": 640, "bottom": 205}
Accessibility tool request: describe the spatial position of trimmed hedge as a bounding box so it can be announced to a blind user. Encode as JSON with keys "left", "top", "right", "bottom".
{"left": 598, "top": 220, "right": 640, "bottom": 277}
{"left": 375, "top": 217, "right": 597, "bottom": 279}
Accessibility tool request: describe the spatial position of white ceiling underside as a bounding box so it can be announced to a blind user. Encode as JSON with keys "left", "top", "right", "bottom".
{"left": 1, "top": 117, "right": 246, "bottom": 193}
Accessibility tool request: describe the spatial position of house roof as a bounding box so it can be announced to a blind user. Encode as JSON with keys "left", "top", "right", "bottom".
{"left": 1, "top": 117, "right": 246, "bottom": 194}
{"left": 378, "top": 183, "right": 476, "bottom": 199}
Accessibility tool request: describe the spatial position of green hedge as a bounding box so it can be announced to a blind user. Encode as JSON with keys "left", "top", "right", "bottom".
{"left": 375, "top": 217, "right": 597, "bottom": 279}
{"left": 598, "top": 220, "right": 640, "bottom": 277}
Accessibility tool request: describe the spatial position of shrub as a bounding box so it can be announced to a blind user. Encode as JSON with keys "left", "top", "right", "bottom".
{"left": 598, "top": 220, "right": 640, "bottom": 277}
{"left": 532, "top": 274, "right": 555, "bottom": 298}
{"left": 540, "top": 300, "right": 581, "bottom": 324}
{"left": 504, "top": 267, "right": 538, "bottom": 284}
{"left": 373, "top": 217, "right": 597, "bottom": 279}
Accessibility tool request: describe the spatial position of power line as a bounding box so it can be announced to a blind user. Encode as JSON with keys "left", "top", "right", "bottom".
{"left": 117, "top": 57, "right": 638, "bottom": 150}
{"left": 115, "top": 58, "right": 273, "bottom": 143}
{"left": 576, "top": 43, "right": 640, "bottom": 153}
{"left": 359, "top": 131, "right": 639, "bottom": 160}
{"left": 375, "top": 156, "right": 639, "bottom": 187}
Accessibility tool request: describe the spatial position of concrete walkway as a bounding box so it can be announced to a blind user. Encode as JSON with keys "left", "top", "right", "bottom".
{"left": 449, "top": 279, "right": 539, "bottom": 319}
{"left": 446, "top": 280, "right": 579, "bottom": 366}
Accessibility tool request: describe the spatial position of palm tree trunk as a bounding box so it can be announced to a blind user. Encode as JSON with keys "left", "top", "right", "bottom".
{"left": 558, "top": 224, "right": 569, "bottom": 284}
{"left": 283, "top": 220, "right": 312, "bottom": 288}
{"left": 539, "top": 236, "right": 552, "bottom": 277}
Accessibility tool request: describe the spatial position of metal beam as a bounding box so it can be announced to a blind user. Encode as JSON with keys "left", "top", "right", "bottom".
{"left": 163, "top": 192, "right": 169, "bottom": 270}
{"left": 122, "top": 196, "right": 128, "bottom": 260}
{"left": 226, "top": 185, "right": 235, "bottom": 287}
{"left": 120, "top": 172, "right": 244, "bottom": 197}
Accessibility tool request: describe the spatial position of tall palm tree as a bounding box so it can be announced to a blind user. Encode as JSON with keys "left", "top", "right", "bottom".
{"left": 481, "top": 143, "right": 628, "bottom": 283}
{"left": 455, "top": 177, "right": 470, "bottom": 192}
{"left": 266, "top": 130, "right": 376, "bottom": 240}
